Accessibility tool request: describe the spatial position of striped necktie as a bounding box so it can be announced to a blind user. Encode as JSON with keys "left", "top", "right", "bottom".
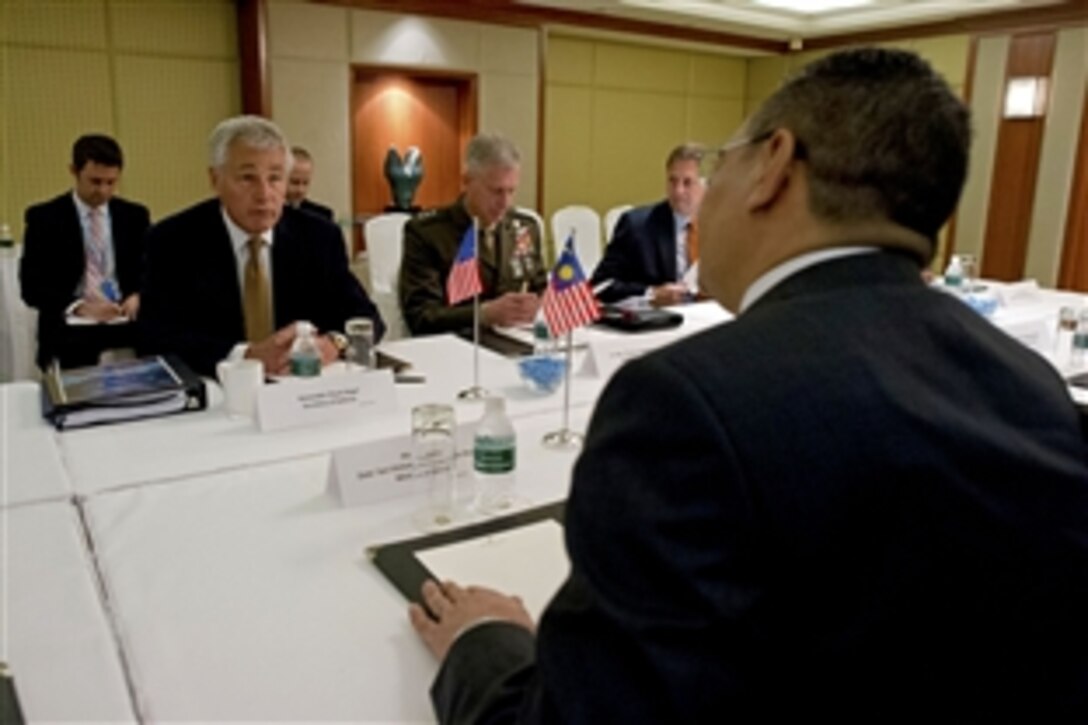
{"left": 84, "top": 206, "right": 109, "bottom": 300}
{"left": 686, "top": 221, "right": 699, "bottom": 267}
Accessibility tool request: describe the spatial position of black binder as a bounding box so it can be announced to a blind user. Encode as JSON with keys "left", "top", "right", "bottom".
{"left": 367, "top": 501, "right": 566, "bottom": 608}
{"left": 41, "top": 354, "right": 206, "bottom": 431}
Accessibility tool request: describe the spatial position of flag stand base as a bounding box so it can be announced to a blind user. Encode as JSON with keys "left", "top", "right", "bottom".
{"left": 457, "top": 385, "right": 489, "bottom": 401}
{"left": 542, "top": 428, "right": 583, "bottom": 449}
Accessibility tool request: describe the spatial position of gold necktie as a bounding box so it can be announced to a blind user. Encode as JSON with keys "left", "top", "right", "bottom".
{"left": 244, "top": 236, "right": 272, "bottom": 342}
{"left": 687, "top": 221, "right": 699, "bottom": 266}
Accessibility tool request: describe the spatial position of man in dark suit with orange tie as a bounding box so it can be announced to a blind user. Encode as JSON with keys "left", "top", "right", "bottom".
{"left": 140, "top": 116, "right": 382, "bottom": 377}
{"left": 591, "top": 143, "right": 705, "bottom": 306}
{"left": 406, "top": 48, "right": 1088, "bottom": 722}
{"left": 19, "top": 134, "right": 151, "bottom": 369}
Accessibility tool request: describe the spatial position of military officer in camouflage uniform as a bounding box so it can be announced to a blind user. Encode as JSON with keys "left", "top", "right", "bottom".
{"left": 399, "top": 134, "right": 547, "bottom": 336}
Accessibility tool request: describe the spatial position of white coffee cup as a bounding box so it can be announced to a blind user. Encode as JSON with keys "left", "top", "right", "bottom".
{"left": 216, "top": 358, "right": 264, "bottom": 419}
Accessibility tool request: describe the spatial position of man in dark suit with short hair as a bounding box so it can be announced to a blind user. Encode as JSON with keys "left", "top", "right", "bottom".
{"left": 591, "top": 143, "right": 705, "bottom": 306}
{"left": 140, "top": 116, "right": 383, "bottom": 377}
{"left": 286, "top": 146, "right": 335, "bottom": 221}
{"left": 407, "top": 48, "right": 1088, "bottom": 722}
{"left": 19, "top": 134, "right": 151, "bottom": 369}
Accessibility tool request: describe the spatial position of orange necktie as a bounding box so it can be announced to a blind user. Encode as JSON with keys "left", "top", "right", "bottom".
{"left": 244, "top": 236, "right": 273, "bottom": 342}
{"left": 687, "top": 221, "right": 699, "bottom": 266}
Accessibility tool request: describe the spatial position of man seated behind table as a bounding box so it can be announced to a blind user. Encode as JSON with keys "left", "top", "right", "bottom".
{"left": 286, "top": 146, "right": 335, "bottom": 221}
{"left": 406, "top": 48, "right": 1088, "bottom": 722}
{"left": 19, "top": 134, "right": 151, "bottom": 369}
{"left": 399, "top": 133, "right": 546, "bottom": 336}
{"left": 591, "top": 143, "right": 706, "bottom": 307}
{"left": 140, "top": 115, "right": 383, "bottom": 377}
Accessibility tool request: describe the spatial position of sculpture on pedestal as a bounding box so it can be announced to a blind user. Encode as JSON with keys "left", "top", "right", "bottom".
{"left": 383, "top": 146, "right": 424, "bottom": 212}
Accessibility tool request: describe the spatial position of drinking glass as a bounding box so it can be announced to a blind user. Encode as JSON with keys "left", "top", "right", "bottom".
{"left": 956, "top": 253, "right": 978, "bottom": 292}
{"left": 411, "top": 404, "right": 460, "bottom": 531}
{"left": 345, "top": 317, "right": 376, "bottom": 369}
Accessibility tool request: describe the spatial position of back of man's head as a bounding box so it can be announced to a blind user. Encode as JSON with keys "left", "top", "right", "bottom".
{"left": 72, "top": 134, "right": 123, "bottom": 171}
{"left": 465, "top": 134, "right": 520, "bottom": 176}
{"left": 747, "top": 48, "right": 970, "bottom": 250}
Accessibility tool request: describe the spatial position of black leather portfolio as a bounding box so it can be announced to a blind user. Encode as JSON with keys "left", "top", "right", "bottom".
{"left": 596, "top": 305, "right": 684, "bottom": 332}
{"left": 367, "top": 501, "right": 566, "bottom": 610}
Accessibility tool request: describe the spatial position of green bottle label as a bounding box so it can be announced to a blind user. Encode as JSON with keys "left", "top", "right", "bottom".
{"left": 474, "top": 436, "right": 515, "bottom": 474}
{"left": 290, "top": 353, "right": 322, "bottom": 377}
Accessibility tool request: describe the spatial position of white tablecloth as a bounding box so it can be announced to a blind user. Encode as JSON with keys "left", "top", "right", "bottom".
{"left": 0, "top": 246, "right": 37, "bottom": 384}
{"left": 81, "top": 407, "right": 584, "bottom": 721}
{"left": 1, "top": 383, "right": 71, "bottom": 507}
{"left": 0, "top": 502, "right": 135, "bottom": 720}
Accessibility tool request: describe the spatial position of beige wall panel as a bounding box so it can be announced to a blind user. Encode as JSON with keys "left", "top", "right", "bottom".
{"left": 1025, "top": 26, "right": 1088, "bottom": 285}
{"left": 686, "top": 97, "right": 744, "bottom": 149}
{"left": 745, "top": 55, "right": 788, "bottom": 117}
{"left": 268, "top": 1, "right": 347, "bottom": 62}
{"left": 270, "top": 58, "right": 350, "bottom": 222}
{"left": 349, "top": 9, "right": 480, "bottom": 70}
{"left": 547, "top": 35, "right": 593, "bottom": 86}
{"left": 7, "top": 47, "right": 113, "bottom": 238}
{"left": 0, "top": 46, "right": 9, "bottom": 230}
{"left": 955, "top": 35, "right": 1008, "bottom": 261}
{"left": 543, "top": 85, "right": 592, "bottom": 216}
{"left": 480, "top": 25, "right": 537, "bottom": 75}
{"left": 480, "top": 71, "right": 539, "bottom": 209}
{"left": 0, "top": 0, "right": 106, "bottom": 49}
{"left": 689, "top": 53, "right": 746, "bottom": 98}
{"left": 111, "top": 0, "right": 236, "bottom": 58}
{"left": 114, "top": 55, "right": 240, "bottom": 220}
{"left": 913, "top": 34, "right": 969, "bottom": 86}
{"left": 594, "top": 42, "right": 688, "bottom": 92}
{"left": 590, "top": 89, "right": 686, "bottom": 210}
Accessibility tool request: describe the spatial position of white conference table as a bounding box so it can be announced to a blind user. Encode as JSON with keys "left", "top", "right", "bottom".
{"left": 3, "top": 291, "right": 1087, "bottom": 721}
{"left": 0, "top": 502, "right": 135, "bottom": 721}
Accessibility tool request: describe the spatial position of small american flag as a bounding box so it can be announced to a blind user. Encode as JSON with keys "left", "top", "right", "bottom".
{"left": 543, "top": 236, "right": 600, "bottom": 337}
{"left": 446, "top": 225, "right": 482, "bottom": 305}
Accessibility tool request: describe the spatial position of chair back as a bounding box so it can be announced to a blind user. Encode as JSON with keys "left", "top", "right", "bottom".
{"left": 363, "top": 212, "right": 411, "bottom": 340}
{"left": 603, "top": 204, "right": 633, "bottom": 244}
{"left": 551, "top": 205, "right": 603, "bottom": 275}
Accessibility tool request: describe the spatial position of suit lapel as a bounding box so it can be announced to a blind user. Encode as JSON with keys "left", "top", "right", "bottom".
{"left": 653, "top": 202, "right": 677, "bottom": 281}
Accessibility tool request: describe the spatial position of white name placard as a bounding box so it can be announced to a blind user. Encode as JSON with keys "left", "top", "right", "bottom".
{"left": 328, "top": 424, "right": 474, "bottom": 507}
{"left": 257, "top": 368, "right": 396, "bottom": 432}
{"left": 582, "top": 333, "right": 674, "bottom": 379}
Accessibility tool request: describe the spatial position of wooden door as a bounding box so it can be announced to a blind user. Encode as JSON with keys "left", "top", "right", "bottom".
{"left": 351, "top": 69, "right": 477, "bottom": 250}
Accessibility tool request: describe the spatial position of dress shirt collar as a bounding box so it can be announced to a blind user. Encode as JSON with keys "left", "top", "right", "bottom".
{"left": 672, "top": 211, "right": 691, "bottom": 235}
{"left": 221, "top": 206, "right": 274, "bottom": 255}
{"left": 72, "top": 190, "right": 110, "bottom": 223}
{"left": 739, "top": 246, "right": 877, "bottom": 313}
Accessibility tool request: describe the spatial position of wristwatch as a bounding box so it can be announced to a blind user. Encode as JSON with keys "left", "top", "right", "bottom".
{"left": 326, "top": 331, "right": 349, "bottom": 359}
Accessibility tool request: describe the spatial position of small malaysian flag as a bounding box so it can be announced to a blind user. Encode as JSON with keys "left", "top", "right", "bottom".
{"left": 542, "top": 236, "right": 600, "bottom": 337}
{"left": 446, "top": 225, "right": 482, "bottom": 305}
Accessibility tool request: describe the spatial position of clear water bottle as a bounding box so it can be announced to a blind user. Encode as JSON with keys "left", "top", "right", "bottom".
{"left": 943, "top": 255, "right": 963, "bottom": 288}
{"left": 532, "top": 310, "right": 554, "bottom": 356}
{"left": 474, "top": 396, "right": 517, "bottom": 513}
{"left": 289, "top": 320, "right": 322, "bottom": 377}
{"left": 1072, "top": 309, "right": 1088, "bottom": 368}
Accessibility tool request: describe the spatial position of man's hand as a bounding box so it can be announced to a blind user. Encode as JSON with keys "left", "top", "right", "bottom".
{"left": 481, "top": 292, "right": 540, "bottom": 328}
{"left": 244, "top": 324, "right": 297, "bottom": 375}
{"left": 120, "top": 293, "right": 140, "bottom": 320}
{"left": 650, "top": 283, "right": 690, "bottom": 308}
{"left": 409, "top": 579, "right": 535, "bottom": 662}
{"left": 74, "top": 298, "right": 124, "bottom": 322}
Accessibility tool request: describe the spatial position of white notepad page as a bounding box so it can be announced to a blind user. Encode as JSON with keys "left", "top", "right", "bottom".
{"left": 416, "top": 520, "right": 570, "bottom": 621}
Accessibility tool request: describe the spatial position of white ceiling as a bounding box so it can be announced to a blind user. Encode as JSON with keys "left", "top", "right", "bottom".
{"left": 518, "top": 0, "right": 1068, "bottom": 40}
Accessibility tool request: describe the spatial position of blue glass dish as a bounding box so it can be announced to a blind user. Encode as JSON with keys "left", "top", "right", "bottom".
{"left": 518, "top": 355, "right": 566, "bottom": 394}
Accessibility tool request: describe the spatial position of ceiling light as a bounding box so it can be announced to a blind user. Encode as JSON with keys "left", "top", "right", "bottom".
{"left": 753, "top": 0, "right": 875, "bottom": 13}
